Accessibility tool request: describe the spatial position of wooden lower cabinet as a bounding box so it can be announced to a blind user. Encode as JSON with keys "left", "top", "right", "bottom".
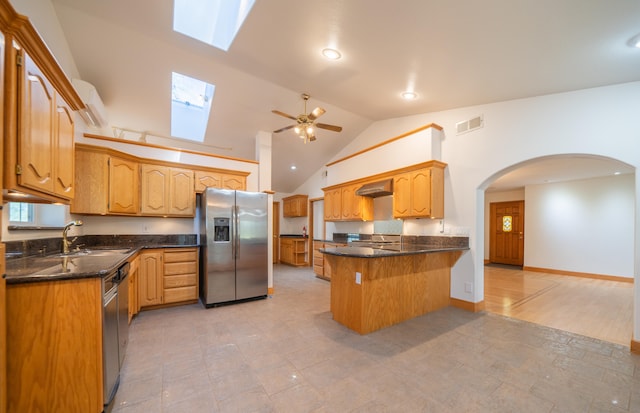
{"left": 163, "top": 248, "right": 198, "bottom": 304}
{"left": 313, "top": 241, "right": 348, "bottom": 280}
{"left": 6, "top": 278, "right": 104, "bottom": 413}
{"left": 138, "top": 248, "right": 199, "bottom": 309}
{"left": 280, "top": 237, "right": 307, "bottom": 266}
{"left": 128, "top": 255, "right": 140, "bottom": 322}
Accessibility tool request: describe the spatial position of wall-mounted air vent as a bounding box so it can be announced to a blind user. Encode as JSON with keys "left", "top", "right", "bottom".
{"left": 456, "top": 115, "right": 483, "bottom": 135}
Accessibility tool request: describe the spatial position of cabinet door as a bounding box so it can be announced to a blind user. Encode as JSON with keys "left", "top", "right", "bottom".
{"left": 392, "top": 173, "right": 411, "bottom": 218}
{"left": 140, "top": 164, "right": 169, "bottom": 215}
{"left": 109, "top": 157, "right": 139, "bottom": 214}
{"left": 410, "top": 169, "right": 431, "bottom": 216}
{"left": 324, "top": 188, "right": 342, "bottom": 221}
{"left": 53, "top": 95, "right": 74, "bottom": 199}
{"left": 71, "top": 148, "right": 109, "bottom": 215}
{"left": 128, "top": 256, "right": 139, "bottom": 323}
{"left": 168, "top": 168, "right": 194, "bottom": 216}
{"left": 222, "top": 174, "right": 245, "bottom": 190}
{"left": 19, "top": 52, "right": 54, "bottom": 194}
{"left": 194, "top": 170, "right": 222, "bottom": 192}
{"left": 138, "top": 251, "right": 163, "bottom": 307}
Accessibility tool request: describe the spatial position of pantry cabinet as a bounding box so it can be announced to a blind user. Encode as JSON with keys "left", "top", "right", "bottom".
{"left": 283, "top": 194, "right": 308, "bottom": 217}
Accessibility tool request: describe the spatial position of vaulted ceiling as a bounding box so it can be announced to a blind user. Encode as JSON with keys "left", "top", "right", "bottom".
{"left": 50, "top": 0, "right": 640, "bottom": 192}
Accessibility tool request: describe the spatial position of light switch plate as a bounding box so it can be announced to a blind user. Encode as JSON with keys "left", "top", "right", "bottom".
{"left": 355, "top": 272, "right": 361, "bottom": 284}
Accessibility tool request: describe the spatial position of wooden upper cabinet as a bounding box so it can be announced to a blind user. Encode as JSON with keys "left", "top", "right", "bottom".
{"left": 109, "top": 157, "right": 139, "bottom": 214}
{"left": 71, "top": 148, "right": 139, "bottom": 215}
{"left": 140, "top": 164, "right": 168, "bottom": 215}
{"left": 194, "top": 170, "right": 247, "bottom": 192}
{"left": 54, "top": 96, "right": 75, "bottom": 199}
{"left": 168, "top": 167, "right": 195, "bottom": 216}
{"left": 393, "top": 166, "right": 444, "bottom": 219}
{"left": 341, "top": 184, "right": 373, "bottom": 221}
{"left": 141, "top": 163, "right": 194, "bottom": 216}
{"left": 282, "top": 194, "right": 308, "bottom": 217}
{"left": 322, "top": 185, "right": 372, "bottom": 222}
{"left": 18, "top": 52, "right": 55, "bottom": 195}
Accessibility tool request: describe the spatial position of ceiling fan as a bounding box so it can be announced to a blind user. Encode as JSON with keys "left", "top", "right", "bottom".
{"left": 272, "top": 93, "right": 342, "bottom": 143}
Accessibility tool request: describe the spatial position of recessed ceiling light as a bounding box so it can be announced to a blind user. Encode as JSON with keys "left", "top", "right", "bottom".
{"left": 614, "top": 171, "right": 621, "bottom": 175}
{"left": 321, "top": 48, "right": 342, "bottom": 60}
{"left": 290, "top": 165, "right": 297, "bottom": 170}
{"left": 401, "top": 91, "right": 418, "bottom": 100}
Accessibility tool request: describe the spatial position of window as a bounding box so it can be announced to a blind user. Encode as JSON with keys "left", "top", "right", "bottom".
{"left": 173, "top": 0, "right": 255, "bottom": 51}
{"left": 9, "top": 202, "right": 33, "bottom": 223}
{"left": 171, "top": 72, "right": 215, "bottom": 142}
{"left": 7, "top": 202, "right": 66, "bottom": 228}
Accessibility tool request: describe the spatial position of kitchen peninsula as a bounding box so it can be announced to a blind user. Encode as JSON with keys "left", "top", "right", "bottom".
{"left": 321, "top": 236, "right": 468, "bottom": 334}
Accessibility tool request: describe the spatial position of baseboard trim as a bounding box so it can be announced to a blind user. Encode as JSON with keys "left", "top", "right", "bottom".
{"left": 450, "top": 298, "right": 485, "bottom": 313}
{"left": 523, "top": 266, "right": 633, "bottom": 283}
{"left": 631, "top": 338, "right": 640, "bottom": 354}
{"left": 268, "top": 287, "right": 274, "bottom": 295}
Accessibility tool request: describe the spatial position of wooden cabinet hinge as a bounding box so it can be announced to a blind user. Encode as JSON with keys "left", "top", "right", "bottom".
{"left": 15, "top": 164, "right": 22, "bottom": 175}
{"left": 16, "top": 52, "right": 23, "bottom": 67}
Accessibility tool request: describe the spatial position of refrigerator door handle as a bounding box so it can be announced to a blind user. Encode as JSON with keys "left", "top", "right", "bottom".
{"left": 235, "top": 205, "right": 240, "bottom": 258}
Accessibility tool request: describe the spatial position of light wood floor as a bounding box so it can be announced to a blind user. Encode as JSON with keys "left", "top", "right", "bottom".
{"left": 484, "top": 264, "right": 634, "bottom": 346}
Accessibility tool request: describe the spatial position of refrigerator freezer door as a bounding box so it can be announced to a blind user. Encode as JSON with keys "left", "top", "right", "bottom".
{"left": 202, "top": 188, "right": 236, "bottom": 305}
{"left": 235, "top": 190, "right": 268, "bottom": 300}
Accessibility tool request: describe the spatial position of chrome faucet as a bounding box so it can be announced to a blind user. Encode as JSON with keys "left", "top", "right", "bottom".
{"left": 62, "top": 220, "right": 83, "bottom": 254}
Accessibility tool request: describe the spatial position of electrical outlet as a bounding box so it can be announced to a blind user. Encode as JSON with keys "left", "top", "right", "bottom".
{"left": 355, "top": 272, "right": 361, "bottom": 284}
{"left": 142, "top": 224, "right": 149, "bottom": 233}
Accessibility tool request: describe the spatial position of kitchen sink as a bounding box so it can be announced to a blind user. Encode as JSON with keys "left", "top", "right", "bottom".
{"left": 54, "top": 248, "right": 133, "bottom": 258}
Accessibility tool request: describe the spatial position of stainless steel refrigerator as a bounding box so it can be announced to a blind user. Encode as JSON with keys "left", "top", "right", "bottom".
{"left": 200, "top": 188, "right": 268, "bottom": 307}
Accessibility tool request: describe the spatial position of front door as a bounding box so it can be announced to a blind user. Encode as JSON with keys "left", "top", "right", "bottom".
{"left": 490, "top": 200, "right": 525, "bottom": 266}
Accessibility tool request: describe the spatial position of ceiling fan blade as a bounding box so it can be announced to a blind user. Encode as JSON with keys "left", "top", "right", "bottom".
{"left": 308, "top": 107, "right": 326, "bottom": 121}
{"left": 272, "top": 110, "right": 297, "bottom": 121}
{"left": 316, "top": 123, "right": 343, "bottom": 132}
{"left": 273, "top": 124, "right": 296, "bottom": 133}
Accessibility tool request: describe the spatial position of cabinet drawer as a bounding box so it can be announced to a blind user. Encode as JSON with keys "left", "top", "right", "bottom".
{"left": 313, "top": 264, "right": 324, "bottom": 275}
{"left": 313, "top": 250, "right": 323, "bottom": 260}
{"left": 164, "top": 249, "right": 198, "bottom": 263}
{"left": 164, "top": 273, "right": 196, "bottom": 288}
{"left": 164, "top": 261, "right": 197, "bottom": 275}
{"left": 164, "top": 286, "right": 197, "bottom": 303}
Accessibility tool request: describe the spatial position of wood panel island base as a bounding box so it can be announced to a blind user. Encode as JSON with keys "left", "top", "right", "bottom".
{"left": 323, "top": 249, "right": 464, "bottom": 334}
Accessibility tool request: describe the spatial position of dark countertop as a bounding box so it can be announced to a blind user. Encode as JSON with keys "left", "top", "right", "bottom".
{"left": 279, "top": 234, "right": 307, "bottom": 238}
{"left": 320, "top": 245, "right": 469, "bottom": 258}
{"left": 5, "top": 244, "right": 199, "bottom": 285}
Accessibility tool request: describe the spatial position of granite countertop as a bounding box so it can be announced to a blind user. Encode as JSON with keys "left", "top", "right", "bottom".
{"left": 320, "top": 244, "right": 469, "bottom": 258}
{"left": 4, "top": 243, "right": 199, "bottom": 285}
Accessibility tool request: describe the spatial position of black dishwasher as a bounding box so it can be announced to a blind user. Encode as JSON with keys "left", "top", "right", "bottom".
{"left": 102, "top": 270, "right": 120, "bottom": 411}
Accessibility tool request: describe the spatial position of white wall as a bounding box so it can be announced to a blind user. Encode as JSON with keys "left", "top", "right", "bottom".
{"left": 525, "top": 174, "right": 634, "bottom": 278}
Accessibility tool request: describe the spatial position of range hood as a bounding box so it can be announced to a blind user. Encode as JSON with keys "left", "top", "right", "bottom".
{"left": 355, "top": 179, "right": 393, "bottom": 197}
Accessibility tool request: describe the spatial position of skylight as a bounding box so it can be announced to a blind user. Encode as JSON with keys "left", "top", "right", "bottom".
{"left": 173, "top": 0, "right": 255, "bottom": 51}
{"left": 171, "top": 72, "right": 215, "bottom": 142}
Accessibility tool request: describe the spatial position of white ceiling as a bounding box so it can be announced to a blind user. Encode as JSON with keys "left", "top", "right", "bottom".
{"left": 50, "top": 0, "right": 640, "bottom": 192}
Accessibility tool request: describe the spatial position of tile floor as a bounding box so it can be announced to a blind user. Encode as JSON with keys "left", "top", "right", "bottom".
{"left": 113, "top": 265, "right": 640, "bottom": 413}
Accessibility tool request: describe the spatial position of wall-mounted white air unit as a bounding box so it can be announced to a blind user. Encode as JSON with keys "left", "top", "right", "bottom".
{"left": 72, "top": 78, "right": 108, "bottom": 128}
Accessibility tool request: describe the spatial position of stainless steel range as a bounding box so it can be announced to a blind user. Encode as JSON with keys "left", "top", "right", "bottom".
{"left": 349, "top": 234, "right": 402, "bottom": 249}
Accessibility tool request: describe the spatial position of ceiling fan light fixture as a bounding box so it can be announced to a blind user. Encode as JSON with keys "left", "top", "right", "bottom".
{"left": 401, "top": 91, "right": 418, "bottom": 100}
{"left": 322, "top": 48, "right": 342, "bottom": 60}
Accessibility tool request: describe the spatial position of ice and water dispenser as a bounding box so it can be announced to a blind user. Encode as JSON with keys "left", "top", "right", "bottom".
{"left": 213, "top": 218, "right": 230, "bottom": 242}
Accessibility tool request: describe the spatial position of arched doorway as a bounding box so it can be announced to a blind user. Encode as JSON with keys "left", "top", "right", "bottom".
{"left": 478, "top": 154, "right": 636, "bottom": 346}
